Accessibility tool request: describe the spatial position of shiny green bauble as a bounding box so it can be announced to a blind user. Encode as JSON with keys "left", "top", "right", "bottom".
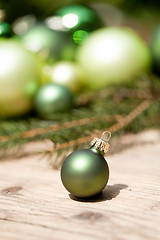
{"left": 49, "top": 61, "right": 85, "bottom": 94}
{"left": 0, "top": 40, "right": 41, "bottom": 118}
{"left": 76, "top": 27, "right": 151, "bottom": 90}
{"left": 54, "top": 4, "right": 103, "bottom": 45}
{"left": 61, "top": 147, "right": 109, "bottom": 198}
{"left": 55, "top": 4, "right": 102, "bottom": 32}
{"left": 19, "top": 24, "right": 70, "bottom": 60}
{"left": 0, "top": 22, "right": 12, "bottom": 37}
{"left": 34, "top": 83, "right": 73, "bottom": 118}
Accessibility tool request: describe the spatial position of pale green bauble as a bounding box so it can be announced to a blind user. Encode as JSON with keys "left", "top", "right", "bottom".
{"left": 61, "top": 146, "right": 109, "bottom": 198}
{"left": 19, "top": 24, "right": 69, "bottom": 60}
{"left": 34, "top": 83, "right": 73, "bottom": 119}
{"left": 0, "top": 40, "right": 41, "bottom": 118}
{"left": 49, "top": 61, "right": 85, "bottom": 94}
{"left": 76, "top": 27, "right": 151, "bottom": 90}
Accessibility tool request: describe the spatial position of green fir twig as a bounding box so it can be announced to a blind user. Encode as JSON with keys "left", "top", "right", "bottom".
{"left": 0, "top": 78, "right": 159, "bottom": 165}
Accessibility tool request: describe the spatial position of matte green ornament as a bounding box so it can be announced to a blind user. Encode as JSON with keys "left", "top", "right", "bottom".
{"left": 34, "top": 83, "right": 73, "bottom": 119}
{"left": 61, "top": 131, "right": 111, "bottom": 199}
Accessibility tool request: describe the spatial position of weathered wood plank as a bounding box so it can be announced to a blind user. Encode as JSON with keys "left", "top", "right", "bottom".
{"left": 0, "top": 130, "right": 160, "bottom": 240}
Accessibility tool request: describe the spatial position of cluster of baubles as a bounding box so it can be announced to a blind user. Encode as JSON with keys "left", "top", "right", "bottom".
{"left": 1, "top": 3, "right": 158, "bottom": 119}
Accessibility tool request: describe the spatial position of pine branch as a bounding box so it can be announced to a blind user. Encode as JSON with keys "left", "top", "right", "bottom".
{"left": 0, "top": 115, "right": 116, "bottom": 143}
{"left": 0, "top": 79, "right": 159, "bottom": 164}
{"left": 0, "top": 86, "right": 151, "bottom": 144}
{"left": 52, "top": 99, "right": 152, "bottom": 152}
{"left": 48, "top": 99, "right": 153, "bottom": 168}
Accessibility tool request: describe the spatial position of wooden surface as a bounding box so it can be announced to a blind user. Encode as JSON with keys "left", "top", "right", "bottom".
{"left": 0, "top": 129, "right": 160, "bottom": 240}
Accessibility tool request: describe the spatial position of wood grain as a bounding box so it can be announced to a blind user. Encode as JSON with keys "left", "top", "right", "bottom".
{"left": 0, "top": 130, "right": 160, "bottom": 240}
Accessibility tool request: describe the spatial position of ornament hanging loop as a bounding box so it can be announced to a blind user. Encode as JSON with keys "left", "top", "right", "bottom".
{"left": 101, "top": 131, "right": 111, "bottom": 143}
{"left": 90, "top": 130, "right": 111, "bottom": 154}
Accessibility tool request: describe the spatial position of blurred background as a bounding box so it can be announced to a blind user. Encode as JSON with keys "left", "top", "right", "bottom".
{"left": 0, "top": 0, "right": 160, "bottom": 160}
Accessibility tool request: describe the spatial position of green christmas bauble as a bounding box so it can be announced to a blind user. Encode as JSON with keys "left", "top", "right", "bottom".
{"left": 0, "top": 22, "right": 12, "bottom": 37}
{"left": 0, "top": 40, "right": 41, "bottom": 118}
{"left": 49, "top": 61, "right": 85, "bottom": 93}
{"left": 76, "top": 27, "right": 151, "bottom": 90}
{"left": 19, "top": 24, "right": 70, "bottom": 60}
{"left": 34, "top": 83, "right": 73, "bottom": 118}
{"left": 53, "top": 4, "right": 103, "bottom": 45}
{"left": 150, "top": 23, "right": 160, "bottom": 74}
{"left": 61, "top": 146, "right": 109, "bottom": 198}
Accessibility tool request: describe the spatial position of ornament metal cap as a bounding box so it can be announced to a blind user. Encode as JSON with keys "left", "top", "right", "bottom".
{"left": 90, "top": 131, "right": 111, "bottom": 154}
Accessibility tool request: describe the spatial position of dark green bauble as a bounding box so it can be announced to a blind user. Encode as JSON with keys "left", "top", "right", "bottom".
{"left": 19, "top": 24, "right": 70, "bottom": 60}
{"left": 54, "top": 4, "right": 103, "bottom": 45}
{"left": 55, "top": 4, "right": 103, "bottom": 32}
{"left": 0, "top": 22, "right": 12, "bottom": 37}
{"left": 34, "top": 83, "right": 73, "bottom": 118}
{"left": 150, "top": 23, "right": 160, "bottom": 74}
{"left": 61, "top": 146, "right": 109, "bottom": 198}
